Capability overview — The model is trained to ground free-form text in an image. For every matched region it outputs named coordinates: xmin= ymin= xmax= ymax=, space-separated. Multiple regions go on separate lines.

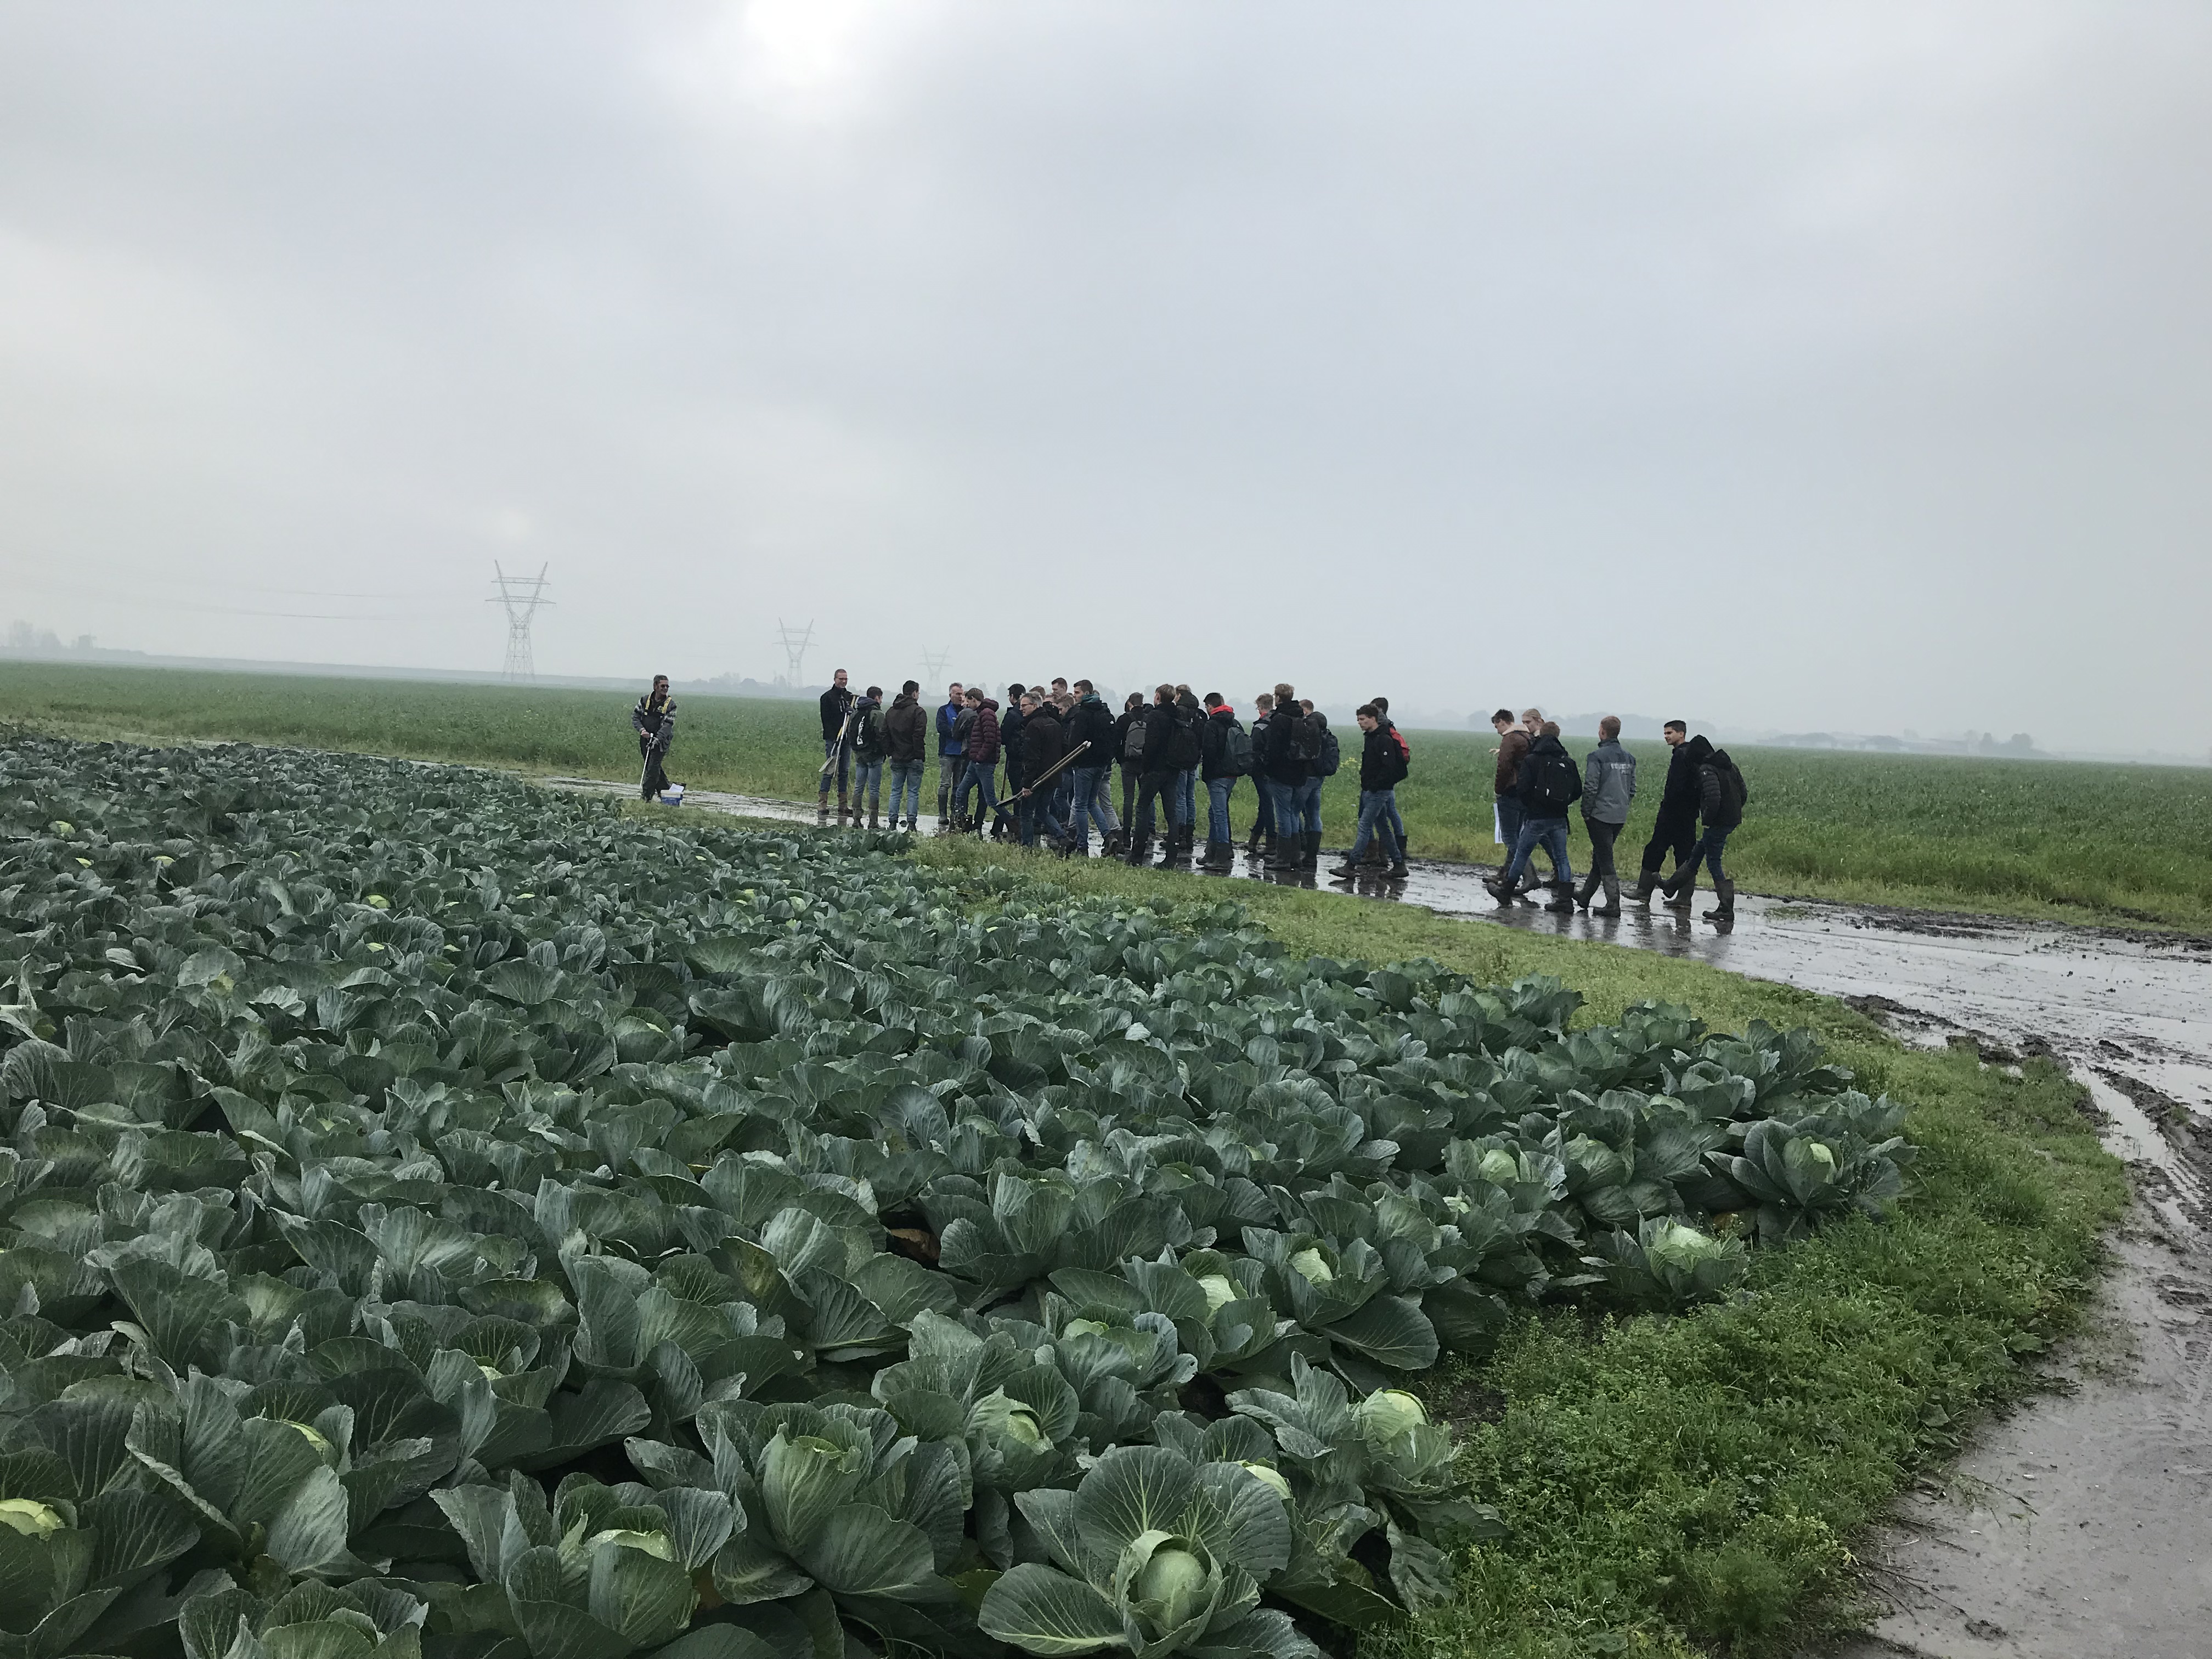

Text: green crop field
xmin=3 ymin=659 xmax=2207 ymax=930
xmin=0 ymin=732 xmax=2125 ymax=1658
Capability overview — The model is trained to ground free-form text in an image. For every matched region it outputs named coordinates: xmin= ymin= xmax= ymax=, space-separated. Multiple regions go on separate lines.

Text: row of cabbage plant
xmin=0 ymin=737 xmax=1910 ymax=1659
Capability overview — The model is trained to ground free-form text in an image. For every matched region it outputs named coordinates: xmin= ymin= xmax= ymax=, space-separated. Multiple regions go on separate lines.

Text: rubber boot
xmin=1155 ymin=829 xmax=1181 ymax=869
xmin=1387 ymin=859 xmax=1410 ymax=879
xmin=1575 ymin=872 xmax=1601 ymax=910
xmin=1265 ymin=834 xmax=1298 ymax=870
xmin=1630 ymin=871 xmax=1657 ymax=907
xmin=1300 ymin=832 xmax=1321 ymax=871
xmin=867 ymin=808 xmax=881 ymax=831
xmin=1483 ymin=874 xmax=1516 ymax=904
xmin=905 ymin=816 xmax=918 ymax=832
xmin=1203 ymin=840 xmax=1233 ymax=871
xmin=1544 ymin=881 xmax=1576 ymax=913
xmin=1244 ymin=826 xmax=1265 ymax=857
xmin=1328 ymin=851 xmax=1363 ymax=880
xmin=816 ymin=793 xmax=831 ymax=824
xmin=1126 ymin=834 xmax=1150 ymax=868
xmin=837 ymin=788 xmax=851 ymax=827
xmin=1593 ymin=876 xmax=1621 ymax=916
xmin=1663 ymin=865 xmax=1696 ymax=910
xmin=1703 ymin=879 xmax=1736 ymax=923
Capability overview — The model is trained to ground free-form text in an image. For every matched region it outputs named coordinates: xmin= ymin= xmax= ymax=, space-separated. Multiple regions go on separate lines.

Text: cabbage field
xmin=0 ymin=736 xmax=1915 ymax=1659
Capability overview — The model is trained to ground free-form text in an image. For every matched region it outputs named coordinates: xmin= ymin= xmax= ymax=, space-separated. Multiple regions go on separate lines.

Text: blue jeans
xmin=887 ymin=760 xmax=925 ymax=825
xmin=1386 ymin=793 xmax=1407 ymax=853
xmin=958 ymin=760 xmax=998 ymax=831
xmin=1205 ymin=777 xmax=1235 ymax=846
xmin=1018 ymin=791 xmax=1068 ymax=848
xmin=1291 ymin=777 xmax=1321 ymax=837
xmin=821 ymin=737 xmax=851 ymax=795
xmin=1495 ymin=793 xmax=1522 ymax=852
xmin=1351 ymin=788 xmax=1402 ymax=862
xmin=1496 ymin=794 xmax=1559 ymax=876
xmin=1502 ymin=817 xmax=1573 ymax=888
xmin=853 ymin=759 xmax=883 ymax=816
xmin=1068 ymin=764 xmax=1116 ymax=851
xmin=1680 ymin=825 xmax=1733 ymax=885
xmin=1177 ymin=768 xmax=1198 ymax=830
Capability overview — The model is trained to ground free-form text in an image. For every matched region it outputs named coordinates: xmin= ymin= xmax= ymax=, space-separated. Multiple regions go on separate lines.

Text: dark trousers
xmin=1132 ymin=772 xmax=1179 ymax=848
xmin=1120 ymin=767 xmax=1139 ymax=834
xmin=639 ymin=737 xmax=669 ymax=799
xmin=1640 ymin=814 xmax=1696 ymax=877
xmin=1584 ymin=815 xmax=1623 ymax=879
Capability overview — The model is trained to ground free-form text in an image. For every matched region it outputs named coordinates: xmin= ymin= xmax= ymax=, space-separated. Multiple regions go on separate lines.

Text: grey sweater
xmin=1582 ymin=738 xmax=1636 ymax=825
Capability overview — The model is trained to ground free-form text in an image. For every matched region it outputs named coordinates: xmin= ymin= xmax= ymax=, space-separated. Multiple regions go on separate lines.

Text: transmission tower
xmin=489 ymin=562 xmax=552 ymax=680
xmin=775 ymin=619 xmax=815 ymax=688
xmin=919 ymin=647 xmax=953 ymax=687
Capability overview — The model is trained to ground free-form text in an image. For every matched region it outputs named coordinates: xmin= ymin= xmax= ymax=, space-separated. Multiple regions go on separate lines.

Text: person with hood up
xmin=1486 ymin=720 xmax=1580 ymax=911
xmin=1064 ymin=679 xmax=1120 ymax=857
xmin=1632 ymin=720 xmax=1700 ymax=906
xmin=632 ymin=675 xmax=677 ymax=801
xmin=956 ymin=687 xmax=1001 ymax=835
xmin=1012 ymin=689 xmax=1071 ymax=849
xmin=817 ymin=669 xmax=856 ymax=823
xmin=882 ymin=681 xmax=929 ymax=831
xmin=1329 ymin=704 xmax=1410 ymax=881
xmin=849 ymin=685 xmax=887 ymax=830
xmin=1197 ymin=692 xmax=1247 ymax=871
xmin=1575 ymin=715 xmax=1637 ymax=914
xmin=1660 ymin=737 xmax=1748 ymax=920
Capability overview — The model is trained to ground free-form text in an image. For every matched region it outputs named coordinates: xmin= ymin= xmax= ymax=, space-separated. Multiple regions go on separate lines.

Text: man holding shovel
xmin=632 ymin=675 xmax=677 ymax=801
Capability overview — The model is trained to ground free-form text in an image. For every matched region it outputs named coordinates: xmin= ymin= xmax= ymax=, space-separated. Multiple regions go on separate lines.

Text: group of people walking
xmin=1481 ymin=710 xmax=1747 ymax=922
xmin=632 ymin=675 xmax=1747 ymax=921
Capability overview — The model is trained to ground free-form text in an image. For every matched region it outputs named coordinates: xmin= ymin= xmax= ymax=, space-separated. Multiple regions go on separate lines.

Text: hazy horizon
xmin=3 ymin=4 xmax=2207 ymax=752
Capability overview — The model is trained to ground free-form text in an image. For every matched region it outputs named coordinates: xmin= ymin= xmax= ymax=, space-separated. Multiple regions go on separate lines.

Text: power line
xmin=775 ymin=620 xmax=814 ymax=689
xmin=488 ymin=563 xmax=552 ymax=680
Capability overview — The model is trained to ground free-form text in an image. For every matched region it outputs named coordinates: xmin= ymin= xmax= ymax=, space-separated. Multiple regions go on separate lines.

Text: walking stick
xmin=819 ymin=706 xmax=857 ymax=779
xmin=987 ymin=741 xmax=1091 ymax=832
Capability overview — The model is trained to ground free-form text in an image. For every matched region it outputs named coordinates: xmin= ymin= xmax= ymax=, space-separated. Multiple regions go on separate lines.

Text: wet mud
xmin=552 ymin=777 xmax=2212 ymax=1655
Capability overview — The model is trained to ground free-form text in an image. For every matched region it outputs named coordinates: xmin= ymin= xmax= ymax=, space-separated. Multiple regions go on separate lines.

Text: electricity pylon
xmin=489 ymin=563 xmax=552 ymax=680
xmin=775 ymin=620 xmax=815 ymax=688
xmin=919 ymin=648 xmax=953 ymax=688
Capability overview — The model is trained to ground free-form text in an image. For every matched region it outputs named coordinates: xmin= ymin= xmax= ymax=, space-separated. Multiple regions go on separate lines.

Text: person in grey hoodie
xmin=1575 ymin=715 xmax=1636 ymax=915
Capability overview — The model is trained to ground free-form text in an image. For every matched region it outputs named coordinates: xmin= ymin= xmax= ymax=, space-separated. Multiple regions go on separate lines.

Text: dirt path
xmin=555 ymin=777 xmax=2212 ymax=1656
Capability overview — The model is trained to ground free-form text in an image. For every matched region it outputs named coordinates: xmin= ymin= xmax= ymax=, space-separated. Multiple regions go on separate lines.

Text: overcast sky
xmin=2 ymin=3 xmax=2207 ymax=750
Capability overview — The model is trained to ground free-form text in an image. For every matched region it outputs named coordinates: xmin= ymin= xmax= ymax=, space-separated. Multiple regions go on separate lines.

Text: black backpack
xmin=1523 ymin=750 xmax=1581 ymax=814
xmin=1122 ymin=718 xmax=1148 ymax=764
xmin=1167 ymin=708 xmax=1204 ymax=771
xmin=1222 ymin=722 xmax=1254 ymax=776
xmin=1309 ymin=723 xmax=1341 ymax=778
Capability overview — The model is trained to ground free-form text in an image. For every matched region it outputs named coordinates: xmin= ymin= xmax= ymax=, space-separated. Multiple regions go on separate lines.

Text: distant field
xmin=4 ymin=660 xmax=2208 ymax=930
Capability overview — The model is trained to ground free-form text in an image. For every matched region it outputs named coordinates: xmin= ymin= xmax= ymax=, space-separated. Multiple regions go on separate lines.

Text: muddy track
xmin=551 ymin=777 xmax=2212 ymax=1658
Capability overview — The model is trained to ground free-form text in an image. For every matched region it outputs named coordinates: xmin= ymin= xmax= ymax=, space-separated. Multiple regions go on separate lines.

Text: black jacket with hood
xmin=1067 ymin=693 xmax=1115 ymax=766
xmin=1200 ymin=704 xmax=1245 ymax=782
xmin=1513 ymin=733 xmax=1584 ymax=820
xmin=1692 ymin=738 xmax=1746 ymax=830
xmin=883 ymin=692 xmax=928 ymax=763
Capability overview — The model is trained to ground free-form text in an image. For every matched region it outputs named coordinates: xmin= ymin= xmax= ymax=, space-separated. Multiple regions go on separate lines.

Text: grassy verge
xmin=3 ymin=661 xmax=2208 ymax=930
xmin=907 ymin=836 xmax=2128 ymax=1657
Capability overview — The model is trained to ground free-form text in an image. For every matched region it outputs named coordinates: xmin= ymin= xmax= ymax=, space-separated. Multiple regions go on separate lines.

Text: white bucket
xmin=658 ymin=785 xmax=685 ymax=805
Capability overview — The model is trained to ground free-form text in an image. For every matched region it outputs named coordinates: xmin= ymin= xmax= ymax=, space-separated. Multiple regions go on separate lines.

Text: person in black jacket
xmin=1243 ymin=693 xmax=1276 ymax=857
xmin=1012 ymin=690 xmax=1070 ymax=849
xmin=632 ymin=676 xmax=677 ymax=801
xmin=1633 ymin=720 xmax=1699 ymax=906
xmin=1111 ymin=692 xmax=1145 ymax=848
xmin=1063 ymin=680 xmax=1120 ymax=856
xmin=1660 ymin=737 xmax=1747 ymax=921
xmin=1125 ymin=685 xmax=1183 ymax=866
xmin=1261 ymin=684 xmax=1317 ymax=871
xmin=997 ymin=684 xmax=1028 ymax=829
xmin=882 ymin=681 xmax=928 ymax=830
xmin=1330 ymin=706 xmax=1409 ymax=881
xmin=817 ymin=669 xmax=855 ymax=823
xmin=1197 ymin=693 xmax=1246 ymax=871
xmin=1486 ymin=721 xmax=1579 ymax=911
xmin=848 ymin=686 xmax=886 ymax=830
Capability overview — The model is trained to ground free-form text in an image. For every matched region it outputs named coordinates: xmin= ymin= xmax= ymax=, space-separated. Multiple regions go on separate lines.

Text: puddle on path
xmin=556 ymin=776 xmax=2212 ymax=1657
